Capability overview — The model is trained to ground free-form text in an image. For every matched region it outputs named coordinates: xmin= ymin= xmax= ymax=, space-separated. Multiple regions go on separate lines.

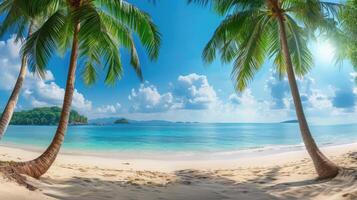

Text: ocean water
xmin=2 ymin=123 xmax=357 ymax=157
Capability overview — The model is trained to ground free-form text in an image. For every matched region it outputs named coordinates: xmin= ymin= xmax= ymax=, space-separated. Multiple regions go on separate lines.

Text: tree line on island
xmin=6 ymin=107 xmax=87 ymax=125
xmin=114 ymin=118 xmax=129 ymax=124
xmin=0 ymin=0 xmax=355 ymax=188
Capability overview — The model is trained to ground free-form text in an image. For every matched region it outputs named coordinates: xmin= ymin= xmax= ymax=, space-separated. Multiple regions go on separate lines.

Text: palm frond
xmin=82 ymin=59 xmax=98 ymax=85
xmin=284 ymin=14 xmax=313 ymax=77
xmin=231 ymin=15 xmax=270 ymax=91
xmin=265 ymin=18 xmax=286 ymax=78
xmin=96 ymin=0 xmax=161 ymax=60
xmin=284 ymin=0 xmax=342 ymax=36
xmin=98 ymin=11 xmax=142 ymax=80
xmin=21 ymin=0 xmax=159 ymax=86
xmin=338 ymin=0 xmax=357 ymax=67
xmin=187 ymin=0 xmax=265 ymax=15
xmin=57 ymin=13 xmax=74 ymax=56
xmin=0 ymin=2 xmax=27 ymax=38
xmin=0 ymin=0 xmax=12 ymax=13
xmin=76 ymin=3 xmax=123 ymax=85
xmin=202 ymin=10 xmax=259 ymax=63
xmin=22 ymin=10 xmax=66 ymax=77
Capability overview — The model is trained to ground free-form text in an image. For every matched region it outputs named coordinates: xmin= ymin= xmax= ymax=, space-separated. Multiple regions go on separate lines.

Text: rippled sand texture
xmin=0 ymin=145 xmax=356 ymax=200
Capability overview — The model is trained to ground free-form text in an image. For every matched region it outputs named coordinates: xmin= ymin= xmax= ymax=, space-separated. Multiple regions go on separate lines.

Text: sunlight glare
xmin=315 ymin=39 xmax=336 ymax=63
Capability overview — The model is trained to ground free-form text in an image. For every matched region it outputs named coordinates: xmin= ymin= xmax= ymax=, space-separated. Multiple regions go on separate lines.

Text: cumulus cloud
xmin=0 ymin=37 xmax=22 ymax=90
xmin=306 ymin=89 xmax=333 ymax=110
xmin=127 ymin=73 xmax=219 ymax=113
xmin=0 ymin=36 xmax=92 ymax=113
xmin=174 ymin=73 xmax=218 ymax=109
xmin=332 ymin=88 xmax=356 ymax=112
xmin=229 ymin=89 xmax=257 ymax=107
xmin=128 ymin=83 xmax=175 ymax=112
xmin=95 ymin=103 xmax=122 ymax=114
xmin=125 ymin=73 xmax=287 ymax=122
xmin=22 ymin=75 xmax=93 ymax=113
xmin=0 ymin=37 xmax=21 ymax=59
xmin=264 ymin=73 xmax=339 ymax=112
xmin=265 ymin=75 xmax=290 ymax=109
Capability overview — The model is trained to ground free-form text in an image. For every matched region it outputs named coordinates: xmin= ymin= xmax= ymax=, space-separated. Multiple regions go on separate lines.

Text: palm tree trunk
xmin=9 ymin=21 xmax=81 ymax=178
xmin=276 ymin=12 xmax=339 ymax=179
xmin=0 ymin=22 xmax=34 ymax=139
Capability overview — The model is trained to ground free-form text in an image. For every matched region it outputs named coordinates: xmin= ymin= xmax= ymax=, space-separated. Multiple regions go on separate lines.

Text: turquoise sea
xmin=2 ymin=123 xmax=357 ymax=158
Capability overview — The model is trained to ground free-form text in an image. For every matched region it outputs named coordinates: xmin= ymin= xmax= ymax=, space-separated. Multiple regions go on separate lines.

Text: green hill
xmin=114 ymin=118 xmax=129 ymax=124
xmin=6 ymin=107 xmax=88 ymax=125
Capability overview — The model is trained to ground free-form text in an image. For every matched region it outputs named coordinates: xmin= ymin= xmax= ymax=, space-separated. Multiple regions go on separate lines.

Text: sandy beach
xmin=0 ymin=143 xmax=356 ymax=200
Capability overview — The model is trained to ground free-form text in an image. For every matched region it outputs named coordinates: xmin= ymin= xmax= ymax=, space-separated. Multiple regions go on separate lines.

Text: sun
xmin=315 ymin=39 xmax=336 ymax=63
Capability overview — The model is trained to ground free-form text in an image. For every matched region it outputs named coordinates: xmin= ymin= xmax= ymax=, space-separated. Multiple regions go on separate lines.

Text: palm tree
xmin=188 ymin=0 xmax=341 ymax=179
xmin=2 ymin=0 xmax=160 ymax=179
xmin=0 ymin=0 xmax=40 ymax=138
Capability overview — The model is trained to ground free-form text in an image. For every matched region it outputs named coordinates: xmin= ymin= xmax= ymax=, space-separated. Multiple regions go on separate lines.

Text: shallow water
xmin=2 ymin=123 xmax=357 ymax=156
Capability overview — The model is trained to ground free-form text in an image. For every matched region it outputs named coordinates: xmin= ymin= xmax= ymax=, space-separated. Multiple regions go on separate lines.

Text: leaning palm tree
xmin=0 ymin=0 xmax=49 ymax=138
xmin=1 ymin=0 xmax=160 ymax=179
xmin=188 ymin=0 xmax=341 ymax=179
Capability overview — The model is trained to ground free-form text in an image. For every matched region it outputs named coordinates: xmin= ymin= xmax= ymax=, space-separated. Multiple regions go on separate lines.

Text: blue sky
xmin=0 ymin=0 xmax=356 ymax=124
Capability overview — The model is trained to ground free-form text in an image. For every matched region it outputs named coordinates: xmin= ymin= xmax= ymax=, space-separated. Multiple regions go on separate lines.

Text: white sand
xmin=0 ymin=143 xmax=356 ymax=200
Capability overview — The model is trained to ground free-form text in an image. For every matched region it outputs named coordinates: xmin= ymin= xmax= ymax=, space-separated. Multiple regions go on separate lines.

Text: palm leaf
xmin=231 ymin=15 xmax=270 ymax=91
xmin=202 ymin=10 xmax=259 ymax=63
xmin=22 ymin=10 xmax=66 ymax=77
xmin=96 ymin=0 xmax=161 ymax=60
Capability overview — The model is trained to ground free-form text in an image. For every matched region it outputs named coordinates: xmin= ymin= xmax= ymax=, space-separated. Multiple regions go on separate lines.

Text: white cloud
xmin=21 ymin=71 xmax=92 ymax=113
xmin=95 ymin=103 xmax=122 ymax=114
xmin=174 ymin=73 xmax=218 ymax=109
xmin=229 ymin=89 xmax=257 ymax=107
xmin=125 ymin=74 xmax=288 ymax=122
xmin=0 ymin=36 xmax=92 ymax=113
xmin=0 ymin=36 xmax=21 ymax=60
xmin=128 ymin=83 xmax=175 ymax=112
xmin=306 ymin=89 xmax=333 ymax=110
xmin=265 ymin=75 xmax=290 ymax=109
xmin=265 ymin=73 xmax=337 ymax=111
xmin=127 ymin=73 xmax=219 ymax=113
xmin=0 ymin=37 xmax=22 ymax=90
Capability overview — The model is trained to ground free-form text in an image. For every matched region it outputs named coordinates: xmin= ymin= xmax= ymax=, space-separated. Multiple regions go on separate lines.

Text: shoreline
xmin=1 ymin=142 xmax=356 ymax=172
xmin=0 ymin=142 xmax=356 ymax=199
xmin=1 ymin=140 xmax=357 ymax=162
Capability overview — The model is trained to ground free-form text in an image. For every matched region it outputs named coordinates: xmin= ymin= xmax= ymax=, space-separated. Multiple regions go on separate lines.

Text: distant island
xmin=7 ymin=107 xmax=88 ymax=125
xmin=281 ymin=120 xmax=298 ymax=123
xmin=114 ymin=118 xmax=129 ymax=124
xmin=89 ymin=117 xmax=198 ymax=125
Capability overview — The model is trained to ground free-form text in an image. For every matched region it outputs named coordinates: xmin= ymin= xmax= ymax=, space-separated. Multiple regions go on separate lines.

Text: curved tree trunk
xmin=0 ymin=22 xmax=34 ymax=139
xmin=276 ymin=11 xmax=339 ymax=179
xmin=9 ymin=21 xmax=81 ymax=178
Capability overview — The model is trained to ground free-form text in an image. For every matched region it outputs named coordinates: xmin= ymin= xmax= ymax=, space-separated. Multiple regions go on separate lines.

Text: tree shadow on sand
xmin=16 ymin=152 xmax=357 ymax=200
xmin=266 ymin=152 xmax=357 ymax=200
xmin=268 ymin=168 xmax=357 ymax=199
xmin=39 ymin=168 xmax=283 ymax=200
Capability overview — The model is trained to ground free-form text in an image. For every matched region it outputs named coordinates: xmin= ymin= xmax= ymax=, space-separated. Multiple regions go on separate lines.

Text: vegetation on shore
xmin=7 ymin=107 xmax=87 ymax=125
xmin=114 ymin=118 xmax=130 ymax=124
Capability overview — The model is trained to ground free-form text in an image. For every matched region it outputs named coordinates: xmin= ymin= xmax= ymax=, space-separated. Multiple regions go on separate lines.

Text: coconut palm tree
xmin=0 ymin=0 xmax=47 ymax=138
xmin=3 ymin=0 xmax=160 ymax=178
xmin=188 ymin=0 xmax=341 ymax=179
